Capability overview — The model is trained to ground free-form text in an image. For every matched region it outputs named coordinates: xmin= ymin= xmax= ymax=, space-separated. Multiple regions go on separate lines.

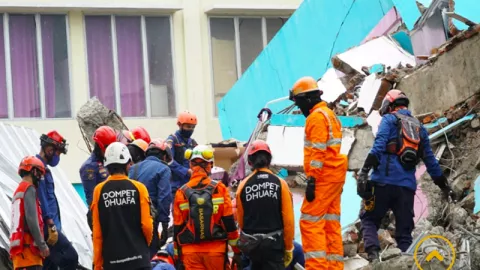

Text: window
xmin=0 ymin=14 xmax=71 ymax=119
xmin=85 ymin=15 xmax=175 ymax=117
xmin=209 ymin=16 xmax=288 ymax=115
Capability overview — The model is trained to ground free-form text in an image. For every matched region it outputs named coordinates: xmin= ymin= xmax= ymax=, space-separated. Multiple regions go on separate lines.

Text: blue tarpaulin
xmin=218 ymin=0 xmax=395 ymax=141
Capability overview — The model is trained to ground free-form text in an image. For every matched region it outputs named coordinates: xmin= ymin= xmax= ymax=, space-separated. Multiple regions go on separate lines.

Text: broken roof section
xmin=0 ymin=123 xmax=92 ymax=268
xmin=218 ymin=0 xmax=395 ymax=141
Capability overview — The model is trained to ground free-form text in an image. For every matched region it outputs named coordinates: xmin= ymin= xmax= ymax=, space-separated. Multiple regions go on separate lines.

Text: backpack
xmin=387 ymin=112 xmax=423 ymax=170
xmin=176 ymin=180 xmax=227 ymax=245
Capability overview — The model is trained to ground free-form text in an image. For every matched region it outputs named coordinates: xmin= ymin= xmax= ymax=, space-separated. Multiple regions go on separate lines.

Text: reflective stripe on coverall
xmin=300 ymin=101 xmax=347 ymax=270
xmin=173 ymin=169 xmax=239 ymax=270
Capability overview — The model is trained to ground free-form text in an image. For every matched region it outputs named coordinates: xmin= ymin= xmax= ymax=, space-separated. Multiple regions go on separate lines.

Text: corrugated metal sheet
xmin=0 ymin=123 xmax=92 ymax=268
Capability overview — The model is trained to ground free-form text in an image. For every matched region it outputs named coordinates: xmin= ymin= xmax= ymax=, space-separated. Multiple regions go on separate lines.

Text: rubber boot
xmin=366 ymin=246 xmax=380 ymax=262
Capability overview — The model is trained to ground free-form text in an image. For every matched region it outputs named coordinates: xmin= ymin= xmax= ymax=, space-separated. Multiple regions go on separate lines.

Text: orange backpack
xmin=387 ymin=112 xmax=423 ymax=170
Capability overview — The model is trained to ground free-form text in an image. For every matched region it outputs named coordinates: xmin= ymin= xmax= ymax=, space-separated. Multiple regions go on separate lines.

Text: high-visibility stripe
xmin=310 ymin=160 xmax=323 ymax=168
xmin=312 ymin=108 xmax=343 ymax=147
xmin=212 ymin=198 xmax=224 ymax=204
xmin=300 ymin=213 xmax=340 ymax=222
xmin=228 ymin=238 xmax=238 ymax=246
xmin=327 ymin=254 xmax=344 ymax=262
xmin=10 ymin=239 xmax=20 ymax=249
xmin=179 ymin=203 xmax=189 ymax=210
xmin=174 ymin=249 xmax=178 ymax=256
xmin=304 ymin=140 xmax=327 ymax=150
xmin=305 ymin=250 xmax=327 ymax=259
xmin=12 ymin=192 xmax=25 ymax=201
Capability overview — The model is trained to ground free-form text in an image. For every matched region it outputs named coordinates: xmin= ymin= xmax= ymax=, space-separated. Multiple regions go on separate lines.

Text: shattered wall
xmin=398 ymin=33 xmax=480 ymax=115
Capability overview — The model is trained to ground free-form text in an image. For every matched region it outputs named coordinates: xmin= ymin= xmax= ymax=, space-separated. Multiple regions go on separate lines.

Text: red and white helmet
xmin=379 ymin=89 xmax=409 ymax=116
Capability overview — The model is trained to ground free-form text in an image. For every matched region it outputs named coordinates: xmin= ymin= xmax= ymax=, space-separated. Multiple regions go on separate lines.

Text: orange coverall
xmin=235 ymin=168 xmax=295 ymax=253
xmin=173 ymin=169 xmax=240 ymax=270
xmin=301 ymin=101 xmax=347 ymax=270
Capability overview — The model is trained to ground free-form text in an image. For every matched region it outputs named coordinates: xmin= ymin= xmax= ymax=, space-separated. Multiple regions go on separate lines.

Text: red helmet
xmin=131 ymin=127 xmax=151 ymax=144
xmin=147 ymin=139 xmax=169 ymax=152
xmin=248 ymin=140 xmax=272 ymax=156
xmin=177 ymin=111 xmax=197 ymax=125
xmin=40 ymin=130 xmax=68 ymax=154
xmin=379 ymin=89 xmax=409 ymax=116
xmin=18 ymin=156 xmax=45 ymax=176
xmin=93 ymin=126 xmax=117 ymax=154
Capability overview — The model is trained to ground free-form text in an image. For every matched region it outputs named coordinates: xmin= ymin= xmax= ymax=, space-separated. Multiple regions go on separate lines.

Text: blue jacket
xmin=129 ymin=156 xmax=172 ymax=223
xmin=370 ymin=109 xmax=442 ymax=190
xmin=79 ymin=153 xmax=109 ymax=206
xmin=166 ymin=131 xmax=197 ymax=193
xmin=36 ymin=154 xmax=62 ymax=231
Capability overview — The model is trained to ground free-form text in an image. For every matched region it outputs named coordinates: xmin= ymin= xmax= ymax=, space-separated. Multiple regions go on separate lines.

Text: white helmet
xmin=184 ymin=145 xmax=214 ymax=162
xmin=104 ymin=142 xmax=131 ymax=166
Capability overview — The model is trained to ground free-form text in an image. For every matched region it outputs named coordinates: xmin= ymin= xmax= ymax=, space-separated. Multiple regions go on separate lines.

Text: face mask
xmin=180 ymin=129 xmax=194 ymax=138
xmin=48 ymin=154 xmax=60 ymax=167
xmin=295 ymin=98 xmax=315 ymax=118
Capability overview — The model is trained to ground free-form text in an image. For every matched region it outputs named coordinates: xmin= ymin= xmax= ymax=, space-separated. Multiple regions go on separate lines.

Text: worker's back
xmin=93 ymin=175 xmax=151 ymax=270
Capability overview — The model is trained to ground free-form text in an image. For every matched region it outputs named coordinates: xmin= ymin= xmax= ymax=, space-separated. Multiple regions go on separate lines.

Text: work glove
xmin=432 ymin=175 xmax=457 ymax=202
xmin=158 ymin=222 xmax=169 ymax=248
xmin=46 ymin=224 xmax=58 ymax=246
xmin=284 ymin=250 xmax=293 ymax=267
xmin=231 ymin=253 xmax=243 ymax=269
xmin=362 ymin=153 xmax=380 ymax=172
xmin=357 ymin=170 xmax=373 ymax=199
xmin=305 ymin=176 xmax=316 ymax=202
xmin=39 ymin=246 xmax=50 ymax=258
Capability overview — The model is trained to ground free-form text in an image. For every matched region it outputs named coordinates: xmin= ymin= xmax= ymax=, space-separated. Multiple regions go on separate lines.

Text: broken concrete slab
xmin=344 ymin=255 xmax=369 ymax=270
xmin=348 ymin=128 xmax=375 ymax=171
xmin=380 ymin=248 xmax=402 ymax=260
xmin=448 ymin=205 xmax=468 ymax=226
xmin=398 ymin=33 xmax=480 ymax=116
xmin=367 ymin=255 xmax=415 ymax=270
xmin=471 ymin=117 xmax=480 ymax=129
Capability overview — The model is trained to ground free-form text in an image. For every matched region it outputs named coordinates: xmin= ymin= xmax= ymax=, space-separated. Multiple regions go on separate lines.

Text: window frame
xmin=208 ymin=15 xmax=289 ymax=117
xmin=83 ymin=14 xmax=177 ymax=119
xmin=2 ymin=12 xmax=73 ymax=120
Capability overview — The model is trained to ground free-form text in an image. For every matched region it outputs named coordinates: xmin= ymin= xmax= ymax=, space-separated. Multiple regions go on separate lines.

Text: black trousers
xmin=360 ymin=183 xmax=415 ymax=252
xmin=248 ymin=235 xmax=285 ymax=270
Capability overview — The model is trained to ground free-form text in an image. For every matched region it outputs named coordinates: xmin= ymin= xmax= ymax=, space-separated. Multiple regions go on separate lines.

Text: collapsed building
xmin=225 ymin=2 xmax=480 ymax=269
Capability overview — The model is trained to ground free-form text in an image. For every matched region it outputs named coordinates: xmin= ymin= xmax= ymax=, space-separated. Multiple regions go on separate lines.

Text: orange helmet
xmin=379 ymin=89 xmax=409 ymax=116
xmin=289 ymin=76 xmax=323 ymax=100
xmin=248 ymin=140 xmax=272 ymax=156
xmin=18 ymin=156 xmax=46 ymax=176
xmin=40 ymin=130 xmax=68 ymax=154
xmin=93 ymin=126 xmax=118 ymax=153
xmin=129 ymin=139 xmax=148 ymax=152
xmin=147 ymin=139 xmax=169 ymax=152
xmin=131 ymin=127 xmax=151 ymax=144
xmin=177 ymin=111 xmax=197 ymax=125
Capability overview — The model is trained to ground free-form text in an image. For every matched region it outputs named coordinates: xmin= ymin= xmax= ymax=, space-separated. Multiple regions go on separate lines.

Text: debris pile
xmin=340 ymin=93 xmax=480 ymax=269
xmin=76 ymin=97 xmax=129 ymax=152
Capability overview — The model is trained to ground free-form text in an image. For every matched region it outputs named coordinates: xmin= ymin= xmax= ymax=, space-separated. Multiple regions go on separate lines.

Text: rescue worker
xmin=37 ymin=131 xmax=79 ymax=270
xmin=80 ymin=126 xmax=117 ymax=229
xmin=166 ymin=111 xmax=198 ymax=197
xmin=132 ymin=126 xmax=152 ymax=144
xmin=10 ymin=156 xmax=50 ymax=270
xmin=129 ymin=139 xmax=173 ymax=258
xmin=289 ymin=76 xmax=347 ymax=270
xmin=357 ymin=89 xmax=454 ymax=261
xmin=90 ymin=142 xmax=153 ymax=270
xmin=235 ymin=140 xmax=295 ymax=269
xmin=128 ymin=139 xmax=149 ymax=164
xmin=151 ymin=250 xmax=175 ymax=270
xmin=118 ymin=127 xmax=151 ymax=145
xmin=173 ymin=145 xmax=241 ymax=270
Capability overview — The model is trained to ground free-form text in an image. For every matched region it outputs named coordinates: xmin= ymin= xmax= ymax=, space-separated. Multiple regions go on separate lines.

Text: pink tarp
xmin=362 ymin=7 xmax=402 ymax=44
xmin=414 ymin=165 xmax=429 ymax=223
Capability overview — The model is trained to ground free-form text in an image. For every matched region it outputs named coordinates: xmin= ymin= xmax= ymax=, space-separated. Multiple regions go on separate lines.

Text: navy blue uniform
xmin=79 ymin=153 xmax=109 ymax=206
xmin=36 ymin=155 xmax=78 ymax=270
xmin=360 ymin=109 xmax=443 ymax=252
xmin=165 ymin=131 xmax=197 ymax=195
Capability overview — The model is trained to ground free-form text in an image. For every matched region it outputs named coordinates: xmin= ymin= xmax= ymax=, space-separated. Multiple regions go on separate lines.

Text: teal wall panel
xmin=218 ymin=0 xmax=395 ymax=141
